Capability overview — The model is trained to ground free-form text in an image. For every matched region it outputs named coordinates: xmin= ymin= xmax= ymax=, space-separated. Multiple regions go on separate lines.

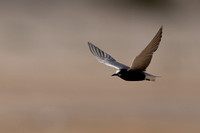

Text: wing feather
xmin=88 ymin=42 xmax=129 ymax=70
xmin=129 ymin=26 xmax=163 ymax=71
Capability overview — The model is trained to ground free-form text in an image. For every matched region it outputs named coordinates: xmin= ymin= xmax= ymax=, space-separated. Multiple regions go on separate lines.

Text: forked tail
xmin=144 ymin=72 xmax=160 ymax=81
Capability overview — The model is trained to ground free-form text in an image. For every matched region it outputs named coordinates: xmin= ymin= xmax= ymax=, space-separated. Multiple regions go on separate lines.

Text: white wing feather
xmin=88 ymin=42 xmax=129 ymax=70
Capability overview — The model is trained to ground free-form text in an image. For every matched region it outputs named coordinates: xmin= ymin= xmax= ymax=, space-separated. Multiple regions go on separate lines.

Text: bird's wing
xmin=129 ymin=26 xmax=163 ymax=71
xmin=88 ymin=42 xmax=129 ymax=70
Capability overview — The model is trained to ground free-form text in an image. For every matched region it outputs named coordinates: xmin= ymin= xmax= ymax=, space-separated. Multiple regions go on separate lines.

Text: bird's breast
xmin=120 ymin=70 xmax=145 ymax=81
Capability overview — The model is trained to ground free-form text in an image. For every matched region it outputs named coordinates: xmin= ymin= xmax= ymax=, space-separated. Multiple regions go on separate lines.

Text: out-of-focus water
xmin=0 ymin=0 xmax=200 ymax=133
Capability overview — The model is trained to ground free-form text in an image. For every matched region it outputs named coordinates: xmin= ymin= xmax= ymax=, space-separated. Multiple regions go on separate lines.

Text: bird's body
xmin=113 ymin=69 xmax=146 ymax=81
xmin=88 ymin=26 xmax=163 ymax=82
xmin=112 ymin=69 xmax=157 ymax=81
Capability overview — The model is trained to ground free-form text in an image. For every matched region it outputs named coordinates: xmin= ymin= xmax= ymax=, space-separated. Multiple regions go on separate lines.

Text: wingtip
xmin=88 ymin=42 xmax=93 ymax=47
xmin=160 ymin=25 xmax=163 ymax=30
xmin=158 ymin=26 xmax=163 ymax=37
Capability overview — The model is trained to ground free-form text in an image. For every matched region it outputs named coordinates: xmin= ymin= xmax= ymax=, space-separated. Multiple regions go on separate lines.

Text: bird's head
xmin=111 ymin=69 xmax=125 ymax=77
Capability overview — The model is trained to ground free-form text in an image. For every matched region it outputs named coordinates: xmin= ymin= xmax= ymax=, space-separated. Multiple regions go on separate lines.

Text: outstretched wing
xmin=88 ymin=42 xmax=129 ymax=70
xmin=129 ymin=26 xmax=163 ymax=71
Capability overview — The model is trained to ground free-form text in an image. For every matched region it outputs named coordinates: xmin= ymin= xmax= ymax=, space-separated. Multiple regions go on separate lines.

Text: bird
xmin=88 ymin=26 xmax=163 ymax=81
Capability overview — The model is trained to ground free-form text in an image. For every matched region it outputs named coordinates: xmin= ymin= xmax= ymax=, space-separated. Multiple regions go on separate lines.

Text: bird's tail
xmin=144 ymin=72 xmax=161 ymax=81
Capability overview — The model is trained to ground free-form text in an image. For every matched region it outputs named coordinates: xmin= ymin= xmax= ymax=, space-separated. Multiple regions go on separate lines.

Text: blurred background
xmin=0 ymin=0 xmax=200 ymax=133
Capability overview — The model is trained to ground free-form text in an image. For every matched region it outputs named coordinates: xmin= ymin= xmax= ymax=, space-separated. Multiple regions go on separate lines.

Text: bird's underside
xmin=113 ymin=69 xmax=146 ymax=81
xmin=88 ymin=26 xmax=163 ymax=81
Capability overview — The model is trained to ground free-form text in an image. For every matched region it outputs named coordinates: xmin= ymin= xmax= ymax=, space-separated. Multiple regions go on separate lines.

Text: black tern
xmin=88 ymin=26 xmax=163 ymax=81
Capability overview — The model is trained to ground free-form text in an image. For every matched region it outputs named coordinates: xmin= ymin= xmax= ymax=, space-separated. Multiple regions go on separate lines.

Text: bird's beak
xmin=111 ymin=73 xmax=118 ymax=76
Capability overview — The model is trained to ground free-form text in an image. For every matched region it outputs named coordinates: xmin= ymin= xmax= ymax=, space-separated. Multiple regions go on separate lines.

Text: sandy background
xmin=0 ymin=0 xmax=200 ymax=132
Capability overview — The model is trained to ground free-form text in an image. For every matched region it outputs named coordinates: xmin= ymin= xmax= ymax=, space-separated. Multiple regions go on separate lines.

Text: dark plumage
xmin=88 ymin=26 xmax=163 ymax=81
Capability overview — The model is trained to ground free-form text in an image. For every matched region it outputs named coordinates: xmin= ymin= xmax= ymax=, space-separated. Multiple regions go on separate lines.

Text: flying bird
xmin=88 ymin=26 xmax=163 ymax=81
